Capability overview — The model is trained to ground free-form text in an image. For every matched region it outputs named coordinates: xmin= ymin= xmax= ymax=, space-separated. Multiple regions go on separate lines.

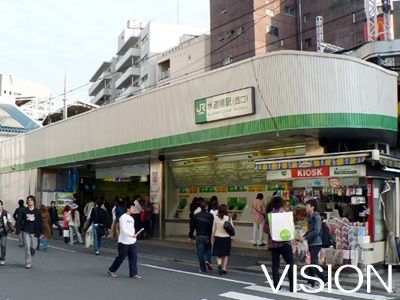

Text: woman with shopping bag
xmin=264 ymin=196 xmax=296 ymax=293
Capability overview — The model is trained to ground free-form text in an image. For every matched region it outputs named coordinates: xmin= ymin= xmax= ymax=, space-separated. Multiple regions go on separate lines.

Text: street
xmin=0 ymin=238 xmax=399 ymax=300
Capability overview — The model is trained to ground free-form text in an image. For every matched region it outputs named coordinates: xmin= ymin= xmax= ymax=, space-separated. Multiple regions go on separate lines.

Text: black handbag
xmin=223 ymin=218 xmax=235 ymax=237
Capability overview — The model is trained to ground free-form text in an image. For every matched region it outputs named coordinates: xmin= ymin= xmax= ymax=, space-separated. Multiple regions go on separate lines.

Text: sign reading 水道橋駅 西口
xmin=194 ymin=87 xmax=255 ymax=124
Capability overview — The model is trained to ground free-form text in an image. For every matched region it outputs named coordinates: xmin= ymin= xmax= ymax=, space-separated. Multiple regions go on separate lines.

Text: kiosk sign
xmin=292 ymin=167 xmax=330 ymax=178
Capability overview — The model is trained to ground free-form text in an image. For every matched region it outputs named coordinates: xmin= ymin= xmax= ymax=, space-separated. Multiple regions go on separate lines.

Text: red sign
xmin=291 ymin=167 xmax=330 ymax=178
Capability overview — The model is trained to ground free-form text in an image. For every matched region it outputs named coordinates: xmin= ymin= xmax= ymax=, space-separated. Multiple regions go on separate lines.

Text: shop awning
xmin=379 ymin=154 xmax=400 ymax=169
xmin=255 ymin=151 xmax=369 ymax=171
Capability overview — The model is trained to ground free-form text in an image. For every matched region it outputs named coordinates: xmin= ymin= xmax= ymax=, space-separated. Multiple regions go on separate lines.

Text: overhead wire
xmin=48 ymin=4 xmax=399 ymax=105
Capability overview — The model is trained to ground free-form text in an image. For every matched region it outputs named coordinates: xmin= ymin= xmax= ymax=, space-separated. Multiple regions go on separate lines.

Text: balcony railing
xmin=88 ymin=73 xmax=112 ymax=96
xmin=115 ymin=48 xmax=141 ymax=72
xmin=91 ymin=88 xmax=112 ymax=105
xmin=115 ymin=66 xmax=141 ymax=89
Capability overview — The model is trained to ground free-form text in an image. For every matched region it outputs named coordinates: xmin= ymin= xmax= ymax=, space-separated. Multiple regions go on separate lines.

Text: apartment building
xmin=209 ymin=0 xmax=397 ymax=69
xmin=156 ymin=34 xmax=210 ymax=85
xmin=89 ymin=20 xmax=205 ymax=105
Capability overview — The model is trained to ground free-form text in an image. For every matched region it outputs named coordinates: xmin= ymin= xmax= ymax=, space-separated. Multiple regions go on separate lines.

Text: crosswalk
xmin=219 ymin=281 xmax=398 ymax=300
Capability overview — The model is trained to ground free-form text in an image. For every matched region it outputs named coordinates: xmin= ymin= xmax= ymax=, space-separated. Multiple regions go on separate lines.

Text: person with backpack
xmin=300 ymin=199 xmax=328 ymax=288
xmin=264 ymin=196 xmax=296 ymax=292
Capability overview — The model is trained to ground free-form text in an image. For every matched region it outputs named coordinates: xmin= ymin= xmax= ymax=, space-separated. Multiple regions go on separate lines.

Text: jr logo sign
xmin=194 ymin=99 xmax=207 ymax=124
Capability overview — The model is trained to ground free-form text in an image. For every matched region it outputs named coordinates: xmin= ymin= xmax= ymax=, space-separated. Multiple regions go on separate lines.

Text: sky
xmin=0 ymin=0 xmax=210 ymax=104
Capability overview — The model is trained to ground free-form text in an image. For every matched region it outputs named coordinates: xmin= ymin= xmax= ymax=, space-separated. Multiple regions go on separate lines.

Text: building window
xmin=237 ymin=26 xmax=245 ymax=35
xmin=222 ymin=56 xmax=232 ymax=66
xmin=284 ymin=5 xmax=296 ymax=17
xmin=267 ymin=26 xmax=279 ymax=37
xmin=220 ymin=9 xmax=227 ymax=15
xmin=304 ymin=13 xmax=311 ymax=23
xmin=218 ymin=34 xmax=225 ymax=42
xmin=305 ymin=38 xmax=312 ymax=48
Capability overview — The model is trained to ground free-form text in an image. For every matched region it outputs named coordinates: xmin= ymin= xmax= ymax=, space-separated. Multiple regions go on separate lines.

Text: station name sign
xmin=194 ymin=87 xmax=255 ymax=124
xmin=267 ymin=165 xmax=366 ymax=180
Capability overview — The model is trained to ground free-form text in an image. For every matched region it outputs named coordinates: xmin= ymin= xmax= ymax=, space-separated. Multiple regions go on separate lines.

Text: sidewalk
xmin=50 ymin=235 xmax=400 ymax=293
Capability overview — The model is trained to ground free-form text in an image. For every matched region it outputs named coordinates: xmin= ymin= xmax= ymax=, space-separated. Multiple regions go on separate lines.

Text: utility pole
xmin=177 ymin=0 xmax=180 ymax=24
xmin=63 ymin=70 xmax=67 ymax=120
xmin=316 ymin=16 xmax=344 ymax=53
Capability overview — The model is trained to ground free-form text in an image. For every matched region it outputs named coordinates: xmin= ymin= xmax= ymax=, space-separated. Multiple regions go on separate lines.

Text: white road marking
xmin=8 ymin=236 xmax=76 ymax=253
xmin=245 ymin=285 xmax=342 ymax=300
xmin=272 ymin=281 xmax=395 ymax=300
xmin=219 ymin=291 xmax=275 ymax=300
xmin=140 ymin=263 xmax=256 ymax=285
xmin=47 ymin=245 xmax=76 ymax=253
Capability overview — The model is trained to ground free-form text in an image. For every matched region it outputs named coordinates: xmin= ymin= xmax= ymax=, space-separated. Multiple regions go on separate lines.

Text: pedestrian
xmin=142 ymin=195 xmax=154 ymax=239
xmin=301 ymin=199 xmax=328 ymax=288
xmin=39 ymin=204 xmax=51 ymax=251
xmin=62 ymin=205 xmax=71 ymax=244
xmin=251 ymin=193 xmax=266 ymax=246
xmin=209 ymin=196 xmax=219 ymax=218
xmin=189 ymin=197 xmax=199 ymax=234
xmin=189 ymin=199 xmax=214 ymax=273
xmin=107 ymin=197 xmax=118 ymax=238
xmin=0 ymin=200 xmax=14 ymax=265
xmin=15 ymin=195 xmax=43 ymax=269
xmin=88 ymin=199 xmax=108 ymax=255
xmin=107 ymin=202 xmax=142 ymax=278
xmin=13 ymin=199 xmax=25 ymax=247
xmin=264 ymin=196 xmax=296 ymax=292
xmin=211 ymin=204 xmax=233 ymax=275
xmin=339 ymin=201 xmax=355 ymax=222
xmin=48 ymin=201 xmax=62 ymax=237
xmin=67 ymin=204 xmax=83 ymax=245
xmin=83 ymin=197 xmax=96 ymax=222
xmin=112 ymin=196 xmax=126 ymax=238
xmin=132 ymin=195 xmax=142 ymax=234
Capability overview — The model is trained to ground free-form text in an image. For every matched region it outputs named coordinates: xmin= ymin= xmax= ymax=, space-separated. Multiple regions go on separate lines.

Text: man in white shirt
xmin=107 ymin=202 xmax=142 ymax=278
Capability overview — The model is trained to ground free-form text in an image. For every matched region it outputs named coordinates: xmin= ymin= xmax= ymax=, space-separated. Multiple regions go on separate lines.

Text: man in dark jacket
xmin=13 ymin=199 xmax=25 ymax=247
xmin=189 ymin=199 xmax=214 ymax=273
xmin=48 ymin=201 xmax=62 ymax=237
xmin=15 ymin=195 xmax=43 ymax=269
xmin=88 ymin=199 xmax=108 ymax=255
xmin=302 ymin=199 xmax=328 ymax=288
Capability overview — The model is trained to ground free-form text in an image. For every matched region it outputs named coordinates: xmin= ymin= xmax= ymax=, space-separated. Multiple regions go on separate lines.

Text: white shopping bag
xmin=268 ymin=211 xmax=295 ymax=242
xmin=85 ymin=224 xmax=93 ymax=248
